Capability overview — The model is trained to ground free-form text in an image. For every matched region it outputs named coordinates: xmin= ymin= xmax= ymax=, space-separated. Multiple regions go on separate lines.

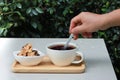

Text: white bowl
xmin=13 ymin=50 xmax=45 ymax=66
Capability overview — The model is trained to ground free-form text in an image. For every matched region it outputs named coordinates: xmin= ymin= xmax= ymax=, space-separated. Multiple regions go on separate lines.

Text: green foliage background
xmin=0 ymin=0 xmax=120 ymax=79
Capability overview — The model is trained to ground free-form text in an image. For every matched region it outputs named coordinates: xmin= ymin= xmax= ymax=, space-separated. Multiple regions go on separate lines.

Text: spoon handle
xmin=64 ymin=34 xmax=74 ymax=49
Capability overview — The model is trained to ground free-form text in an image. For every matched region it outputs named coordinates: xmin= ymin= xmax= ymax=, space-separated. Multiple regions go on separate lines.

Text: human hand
xmin=69 ymin=12 xmax=106 ymax=39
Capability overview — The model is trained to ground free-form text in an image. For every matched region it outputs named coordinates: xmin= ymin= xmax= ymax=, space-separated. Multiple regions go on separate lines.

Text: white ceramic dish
xmin=13 ymin=50 xmax=45 ymax=66
xmin=46 ymin=42 xmax=84 ymax=66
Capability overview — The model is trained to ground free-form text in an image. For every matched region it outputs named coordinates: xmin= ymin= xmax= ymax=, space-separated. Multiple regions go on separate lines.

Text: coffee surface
xmin=49 ymin=44 xmax=76 ymax=50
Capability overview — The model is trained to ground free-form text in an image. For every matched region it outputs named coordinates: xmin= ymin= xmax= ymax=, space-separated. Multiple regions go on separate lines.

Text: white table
xmin=0 ymin=38 xmax=117 ymax=80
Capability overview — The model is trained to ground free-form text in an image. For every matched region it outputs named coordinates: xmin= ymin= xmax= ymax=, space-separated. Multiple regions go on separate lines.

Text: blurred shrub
xmin=0 ymin=0 xmax=120 ymax=79
xmin=0 ymin=0 xmax=81 ymax=37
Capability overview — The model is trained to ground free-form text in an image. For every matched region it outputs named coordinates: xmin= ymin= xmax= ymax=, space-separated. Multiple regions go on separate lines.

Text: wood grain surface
xmin=12 ymin=56 xmax=86 ymax=73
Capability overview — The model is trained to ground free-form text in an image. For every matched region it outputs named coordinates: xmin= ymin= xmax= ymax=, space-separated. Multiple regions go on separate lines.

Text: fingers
xmin=72 ymin=32 xmax=92 ymax=40
xmin=69 ymin=15 xmax=81 ymax=33
xmin=73 ymin=34 xmax=79 ymax=40
xmin=69 ymin=19 xmax=75 ymax=33
xmin=71 ymin=25 xmax=85 ymax=34
xmin=81 ymin=32 xmax=92 ymax=38
xmin=69 ymin=12 xmax=93 ymax=39
xmin=70 ymin=24 xmax=92 ymax=39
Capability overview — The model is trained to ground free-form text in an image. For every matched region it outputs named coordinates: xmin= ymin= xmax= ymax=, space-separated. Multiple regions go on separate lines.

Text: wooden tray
xmin=12 ymin=56 xmax=86 ymax=73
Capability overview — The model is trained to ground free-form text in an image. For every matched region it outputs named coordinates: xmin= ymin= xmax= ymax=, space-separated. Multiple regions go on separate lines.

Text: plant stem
xmin=3 ymin=11 xmax=13 ymax=15
xmin=5 ymin=0 xmax=7 ymax=4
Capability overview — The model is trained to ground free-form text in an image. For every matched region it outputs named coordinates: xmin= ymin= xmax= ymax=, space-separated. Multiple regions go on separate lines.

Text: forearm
xmin=101 ymin=9 xmax=120 ymax=30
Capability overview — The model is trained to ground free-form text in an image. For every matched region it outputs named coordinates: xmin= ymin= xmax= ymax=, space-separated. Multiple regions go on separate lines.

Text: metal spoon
xmin=63 ymin=34 xmax=74 ymax=49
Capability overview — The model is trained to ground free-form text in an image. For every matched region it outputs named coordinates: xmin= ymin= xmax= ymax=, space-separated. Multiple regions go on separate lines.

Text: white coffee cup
xmin=46 ymin=42 xmax=83 ymax=66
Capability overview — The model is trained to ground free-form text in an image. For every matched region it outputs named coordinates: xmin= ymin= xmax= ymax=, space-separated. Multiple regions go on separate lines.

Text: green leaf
xmin=50 ymin=9 xmax=53 ymax=14
xmin=14 ymin=11 xmax=22 ymax=16
xmin=47 ymin=8 xmax=55 ymax=14
xmin=20 ymin=16 xmax=25 ymax=20
xmin=45 ymin=0 xmax=49 ymax=3
xmin=0 ymin=2 xmax=4 ymax=6
xmin=32 ymin=9 xmax=38 ymax=15
xmin=31 ymin=22 xmax=37 ymax=29
xmin=63 ymin=9 xmax=68 ymax=16
xmin=26 ymin=8 xmax=32 ymax=14
xmin=0 ymin=28 xmax=4 ymax=35
xmin=38 ymin=0 xmax=42 ymax=3
xmin=3 ymin=7 xmax=9 ymax=11
xmin=113 ymin=35 xmax=118 ymax=41
xmin=101 ymin=8 xmax=107 ymax=12
xmin=35 ymin=7 xmax=44 ymax=13
xmin=6 ymin=23 xmax=13 ymax=28
xmin=98 ymin=32 xmax=106 ymax=38
xmin=106 ymin=1 xmax=109 ymax=7
xmin=16 ymin=3 xmax=22 ymax=9
xmin=8 ymin=14 xmax=14 ymax=21
xmin=14 ymin=11 xmax=25 ymax=20
xmin=3 ymin=29 xmax=7 ymax=36
xmin=69 ymin=10 xmax=73 ymax=13
xmin=0 ymin=16 xmax=2 ymax=21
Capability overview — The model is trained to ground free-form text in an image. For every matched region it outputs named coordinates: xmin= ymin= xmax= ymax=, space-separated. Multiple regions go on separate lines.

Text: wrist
xmin=99 ymin=13 xmax=114 ymax=30
xmin=100 ymin=9 xmax=120 ymax=30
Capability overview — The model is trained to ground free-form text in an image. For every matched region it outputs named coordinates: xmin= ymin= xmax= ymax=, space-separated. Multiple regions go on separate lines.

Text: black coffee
xmin=49 ymin=44 xmax=76 ymax=50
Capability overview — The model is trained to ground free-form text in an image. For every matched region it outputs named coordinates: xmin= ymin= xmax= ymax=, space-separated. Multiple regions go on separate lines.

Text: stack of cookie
xmin=18 ymin=43 xmax=39 ymax=56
